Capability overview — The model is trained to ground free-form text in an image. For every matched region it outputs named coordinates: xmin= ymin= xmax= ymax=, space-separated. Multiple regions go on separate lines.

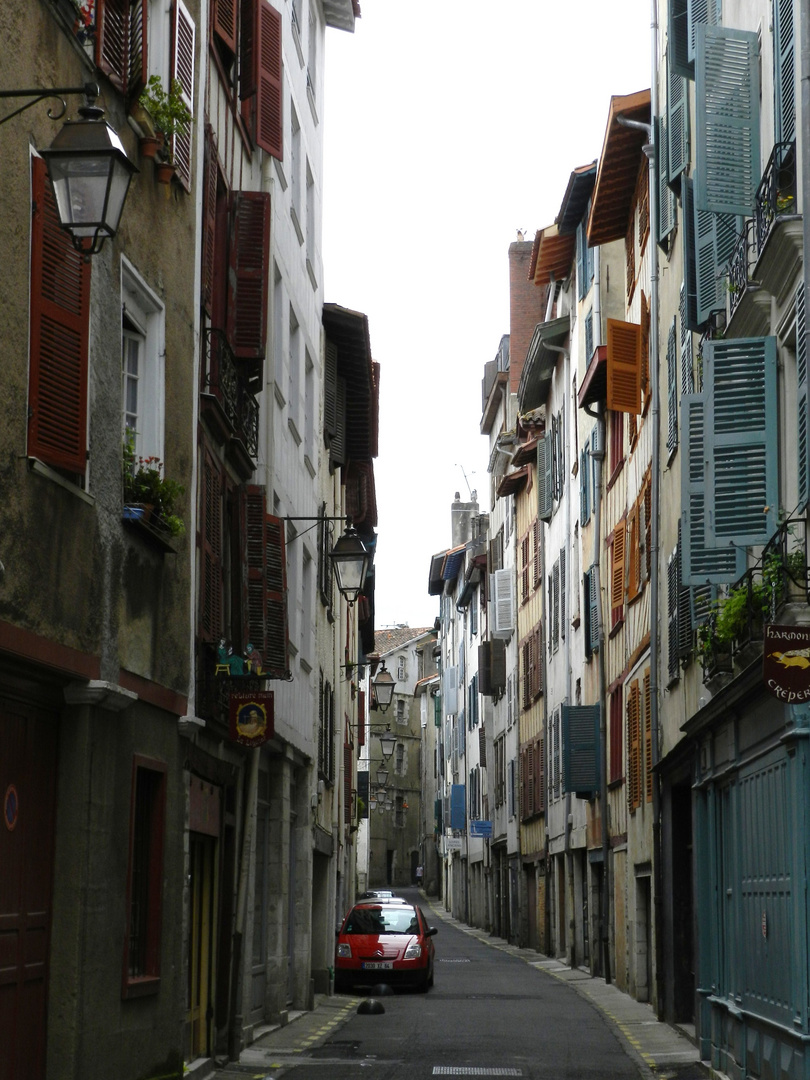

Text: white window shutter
xmin=491 ymin=568 xmax=514 ymax=639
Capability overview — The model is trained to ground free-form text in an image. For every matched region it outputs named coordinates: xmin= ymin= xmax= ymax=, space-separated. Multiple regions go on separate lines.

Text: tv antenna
xmin=455 ymin=463 xmax=475 ymax=500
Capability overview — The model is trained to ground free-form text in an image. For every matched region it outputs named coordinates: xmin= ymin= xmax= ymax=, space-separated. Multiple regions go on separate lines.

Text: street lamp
xmin=377 ymin=728 xmax=396 ymax=759
xmin=376 ymin=767 xmax=389 ymax=786
xmin=327 ymin=522 xmax=372 ymax=605
xmin=0 ymin=82 xmax=136 ymax=256
xmin=372 ymin=662 xmax=396 ymax=713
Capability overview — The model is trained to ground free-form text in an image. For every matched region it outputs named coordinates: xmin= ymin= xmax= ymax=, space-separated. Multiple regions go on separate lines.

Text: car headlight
xmin=403 ymin=942 xmax=423 ymax=960
xmin=336 ymin=943 xmax=352 ymax=958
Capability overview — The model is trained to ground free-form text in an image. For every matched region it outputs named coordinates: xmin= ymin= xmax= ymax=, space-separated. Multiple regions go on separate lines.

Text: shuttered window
xmin=171 ymin=0 xmax=196 ymax=190
xmin=610 ymin=520 xmax=626 ymax=629
xmin=627 ymin=680 xmax=641 ymax=812
xmin=798 ymin=282 xmax=810 ymax=509
xmin=227 ymin=191 xmax=271 ymax=369
xmin=606 ymin=319 xmax=642 ymax=415
xmin=241 ymin=0 xmax=283 ymax=159
xmin=584 ymin=566 xmax=600 ymax=658
xmin=562 ymin=704 xmax=600 ymax=797
xmin=537 ymin=432 xmax=553 ymax=521
xmin=643 ymin=670 xmax=653 ymax=803
xmin=658 ymin=113 xmax=676 ymax=246
xmin=201 ymin=452 xmax=224 ymax=640
xmin=28 ymin=157 xmax=91 ymax=475
xmin=96 ymin=0 xmax=148 ymax=99
xmin=667 ymin=548 xmax=681 ymax=683
xmin=666 ymin=318 xmax=678 ymax=453
xmin=695 ymin=24 xmax=760 ymax=217
xmin=774 ymin=0 xmax=796 ymax=145
xmin=667 ymin=50 xmax=689 ymax=185
xmin=609 ymin=688 xmax=623 ymax=784
xmin=212 ymin=0 xmax=237 ymax=52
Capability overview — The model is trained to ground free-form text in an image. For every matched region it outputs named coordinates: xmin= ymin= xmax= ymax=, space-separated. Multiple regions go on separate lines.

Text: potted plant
xmin=123 ymin=433 xmax=185 ymax=537
xmin=138 ymin=75 xmax=192 ymax=181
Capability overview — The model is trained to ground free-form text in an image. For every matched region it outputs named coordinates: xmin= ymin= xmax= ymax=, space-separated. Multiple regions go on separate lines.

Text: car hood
xmin=342 ymin=932 xmax=419 ymax=957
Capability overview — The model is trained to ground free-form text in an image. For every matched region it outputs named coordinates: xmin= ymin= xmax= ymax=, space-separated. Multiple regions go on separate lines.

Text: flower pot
xmin=123 ymin=503 xmax=154 ymax=522
xmin=155 ymin=160 xmax=176 ymax=184
xmin=139 ymin=134 xmax=164 ymax=160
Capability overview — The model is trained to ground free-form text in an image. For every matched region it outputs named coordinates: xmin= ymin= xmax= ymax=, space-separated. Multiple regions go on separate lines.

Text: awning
xmin=556 ymin=162 xmax=598 ymax=235
xmin=587 ymin=89 xmax=651 ymax=248
xmin=517 ymin=315 xmax=570 ymax=413
xmin=530 ymin=223 xmax=576 ymax=287
xmin=512 ymin=435 xmax=540 ymax=467
xmin=442 ymin=544 xmax=466 ymax=582
xmin=496 ymin=464 xmax=530 ymax=499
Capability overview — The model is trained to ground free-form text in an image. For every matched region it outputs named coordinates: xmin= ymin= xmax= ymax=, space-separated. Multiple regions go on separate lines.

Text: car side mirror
xmin=426 ymin=926 xmax=437 ymax=937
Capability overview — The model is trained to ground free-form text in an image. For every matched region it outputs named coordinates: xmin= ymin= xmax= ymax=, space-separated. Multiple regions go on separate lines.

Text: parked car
xmin=358 ymin=889 xmax=399 ymax=900
xmin=335 ymin=899 xmax=437 ymax=992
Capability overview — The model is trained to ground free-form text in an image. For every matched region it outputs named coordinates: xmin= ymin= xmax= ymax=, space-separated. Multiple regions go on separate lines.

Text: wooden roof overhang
xmin=556 ymin=162 xmax=598 ymax=235
xmin=587 ymin=89 xmax=651 ymax=248
xmin=517 ymin=315 xmax=570 ymax=413
xmin=529 ymin=223 xmax=576 ymax=286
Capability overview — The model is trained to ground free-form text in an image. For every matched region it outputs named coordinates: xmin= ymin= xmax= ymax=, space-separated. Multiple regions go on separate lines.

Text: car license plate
xmin=361 ymin=961 xmax=393 ymax=970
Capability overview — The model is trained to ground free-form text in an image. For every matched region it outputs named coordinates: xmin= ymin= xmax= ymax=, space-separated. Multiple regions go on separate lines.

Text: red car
xmin=334 ymin=899 xmax=437 ymax=992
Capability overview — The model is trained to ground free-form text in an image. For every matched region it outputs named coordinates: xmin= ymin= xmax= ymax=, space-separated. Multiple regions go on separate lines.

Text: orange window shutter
xmin=607 ymin=318 xmax=642 ymax=415
xmin=627 ymin=505 xmax=639 ymax=601
xmin=28 ymin=157 xmax=90 ymax=475
xmin=611 ymin=520 xmax=627 ymax=613
xmin=264 ymin=513 xmax=290 ymax=679
xmin=255 ymin=0 xmax=283 ymax=160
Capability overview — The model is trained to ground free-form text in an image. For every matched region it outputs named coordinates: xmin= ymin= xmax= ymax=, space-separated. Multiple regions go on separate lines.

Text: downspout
xmin=545 ymin=340 xmax=576 ymax=965
xmin=616 ymin=0 xmax=662 ymax=1017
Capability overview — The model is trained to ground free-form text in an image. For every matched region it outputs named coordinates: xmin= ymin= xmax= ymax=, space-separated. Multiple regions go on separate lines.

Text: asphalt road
xmin=238 ymin=887 xmax=653 ymax=1080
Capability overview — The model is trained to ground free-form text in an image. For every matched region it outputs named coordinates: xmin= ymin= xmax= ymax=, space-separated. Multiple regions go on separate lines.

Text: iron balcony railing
xmin=204 ymin=328 xmax=259 ymax=460
xmin=754 ymin=139 xmax=797 ymax=255
xmin=726 ymin=218 xmax=758 ymax=322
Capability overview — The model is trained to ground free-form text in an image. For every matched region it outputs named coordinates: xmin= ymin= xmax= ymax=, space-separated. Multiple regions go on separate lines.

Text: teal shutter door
xmin=797 ymin=281 xmax=810 ymax=508
xmin=450 ymin=784 xmax=466 ymax=830
xmin=538 ymin=431 xmax=553 ymax=521
xmin=576 ymin=222 xmax=586 ymax=301
xmin=681 ymin=392 xmax=746 ymax=584
xmin=682 ymin=177 xmax=700 ymax=330
xmin=670 ymin=0 xmax=691 ymax=78
xmin=704 ymin=336 xmax=778 ymax=548
xmin=667 ymin=53 xmax=689 ymax=184
xmin=695 ymin=25 xmax=761 ymax=216
xmin=774 ymin=0 xmax=796 ymax=145
xmin=562 ymin=704 xmax=600 ymax=796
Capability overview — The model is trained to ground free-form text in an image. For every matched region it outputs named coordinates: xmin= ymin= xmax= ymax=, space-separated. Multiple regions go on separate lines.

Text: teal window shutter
xmin=657 ymin=116 xmax=676 ymax=245
xmin=580 ymin=447 xmax=591 ymax=525
xmin=667 ymin=548 xmax=680 ymax=681
xmin=667 ymin=52 xmax=689 ymax=185
xmin=576 ymin=222 xmax=586 ymax=301
xmin=676 ymin=524 xmax=694 ymax=658
xmin=538 ymin=431 xmax=553 ymax=521
xmin=670 ymin=0 xmax=691 ymax=78
xmin=450 ymin=784 xmax=466 ymax=830
xmin=585 ymin=309 xmax=594 ymax=362
xmin=695 ymin=25 xmax=761 ymax=217
xmin=666 ymin=318 xmax=678 ymax=452
xmin=704 ymin=336 xmax=778 ymax=549
xmin=797 ymin=281 xmax=810 ymax=508
xmin=681 ymin=176 xmax=700 ymax=331
xmin=693 ymin=182 xmax=738 ymax=326
xmin=688 ymin=0 xmax=721 ymax=66
xmin=586 ymin=564 xmax=600 ymax=653
xmin=774 ymin=0 xmax=796 ymax=145
xmin=679 ymin=284 xmax=694 ymax=394
xmin=681 ymin=392 xmax=746 ymax=584
xmin=562 ymin=704 xmax=600 ymax=797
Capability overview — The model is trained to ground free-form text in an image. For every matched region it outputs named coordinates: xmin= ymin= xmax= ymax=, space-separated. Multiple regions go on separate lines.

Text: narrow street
xmin=220 ymin=889 xmax=704 ymax=1080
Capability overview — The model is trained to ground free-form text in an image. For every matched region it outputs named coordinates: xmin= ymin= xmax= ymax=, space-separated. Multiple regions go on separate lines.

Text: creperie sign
xmin=763 ymin=625 xmax=810 ymax=702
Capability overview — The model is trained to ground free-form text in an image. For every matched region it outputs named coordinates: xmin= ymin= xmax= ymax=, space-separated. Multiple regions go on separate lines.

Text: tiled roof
xmin=373 ymin=626 xmax=435 ymax=655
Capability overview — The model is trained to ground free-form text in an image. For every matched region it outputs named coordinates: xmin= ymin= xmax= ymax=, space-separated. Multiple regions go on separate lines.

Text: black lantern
xmin=328 ymin=523 xmax=371 ymax=605
xmin=377 ymin=728 xmax=396 ymax=759
xmin=40 ymin=98 xmax=137 ymax=256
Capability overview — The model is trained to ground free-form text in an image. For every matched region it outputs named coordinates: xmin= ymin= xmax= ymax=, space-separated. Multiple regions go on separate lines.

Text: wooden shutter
xmin=244 ymin=485 xmax=267 ymax=656
xmin=666 ymin=319 xmax=678 ymax=451
xmin=255 ymin=0 xmax=283 ymax=159
xmin=344 ymin=740 xmax=352 ymax=824
xmin=681 ymin=392 xmax=746 ymax=585
xmin=611 ymin=520 xmax=626 ymax=619
xmin=537 ymin=432 xmax=553 ymax=521
xmin=694 ymin=196 xmax=738 ymax=326
xmin=667 ymin=53 xmax=689 ymax=185
xmin=491 ymin=638 xmax=506 ymax=695
xmin=227 ymin=191 xmax=271 ymax=364
xmin=679 ymin=283 xmax=694 ymax=394
xmin=128 ymin=0 xmax=148 ymax=98
xmin=492 ymin=568 xmax=514 ymax=636
xmin=606 ymin=319 xmax=641 ymax=414
xmin=676 ymin=525 xmax=694 ymax=659
xmin=520 ymin=534 xmax=530 ymax=603
xmin=588 ymin=566 xmax=600 ymax=654
xmin=798 ymin=282 xmax=810 ymax=509
xmin=213 ymin=0 xmax=237 ymax=51
xmin=532 ymin=626 xmax=543 ymax=698
xmin=478 ymin=642 xmax=492 ymax=697
xmin=627 ymin=680 xmax=641 ymax=812
xmin=667 ymin=549 xmax=680 ymax=681
xmin=774 ymin=0 xmax=796 ymax=145
xmin=202 ymin=126 xmax=219 ymax=315
xmin=627 ymin=503 xmax=640 ymax=603
xmin=201 ymin=453 xmax=224 ymax=640
xmin=532 ymin=519 xmax=542 ymax=590
xmin=704 ymin=337 xmax=778 ymax=549
xmin=96 ymin=0 xmax=147 ymax=98
xmin=643 ymin=670 xmax=653 ymax=802
xmin=562 ymin=704 xmax=600 ymax=797
xmin=688 ymin=0 xmax=721 ymax=65
xmin=696 ymin=25 xmax=760 ymax=216
xmin=28 ymin=157 xmax=90 ymax=474
xmin=559 ymin=547 xmax=566 ymax=640
xmin=536 ymin=736 xmax=545 ymax=813
xmin=264 ymin=514 xmax=290 ymax=678
xmin=172 ymin=0 xmax=196 ymax=190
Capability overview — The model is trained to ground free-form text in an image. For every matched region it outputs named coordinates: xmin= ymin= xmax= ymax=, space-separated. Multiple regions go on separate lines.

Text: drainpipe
xmin=616 ymin=0 xmax=662 ymax=1018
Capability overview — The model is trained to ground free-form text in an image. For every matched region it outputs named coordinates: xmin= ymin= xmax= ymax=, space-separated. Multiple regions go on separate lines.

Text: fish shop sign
xmin=763 ymin=625 xmax=810 ymax=702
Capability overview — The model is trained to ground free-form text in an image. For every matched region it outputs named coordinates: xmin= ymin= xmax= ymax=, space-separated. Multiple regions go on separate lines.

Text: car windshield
xmin=344 ymin=906 xmax=419 ymax=935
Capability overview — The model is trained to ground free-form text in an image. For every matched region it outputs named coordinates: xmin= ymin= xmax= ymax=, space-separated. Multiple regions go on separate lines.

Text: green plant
xmin=139 ymin=76 xmax=192 ymax=151
xmin=123 ymin=433 xmax=185 ymax=536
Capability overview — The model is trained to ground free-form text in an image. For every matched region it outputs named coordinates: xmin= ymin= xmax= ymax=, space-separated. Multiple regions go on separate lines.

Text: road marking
xmin=432 ymin=1069 xmax=523 ymax=1076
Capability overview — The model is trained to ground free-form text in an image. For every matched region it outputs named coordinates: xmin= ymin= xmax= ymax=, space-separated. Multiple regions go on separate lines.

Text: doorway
xmin=188 ymin=833 xmax=216 ymax=1060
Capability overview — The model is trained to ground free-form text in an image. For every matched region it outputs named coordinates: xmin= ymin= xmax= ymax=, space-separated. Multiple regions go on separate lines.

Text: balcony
xmin=726 ymin=219 xmax=770 ymax=338
xmin=202 ymin=329 xmax=259 ymax=479
xmin=753 ymin=140 xmax=802 ymax=305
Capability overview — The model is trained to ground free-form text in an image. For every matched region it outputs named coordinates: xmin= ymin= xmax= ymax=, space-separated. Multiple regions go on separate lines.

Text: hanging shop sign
xmin=229 ymin=691 xmax=274 ymax=746
xmin=763 ymin=625 xmax=810 ymax=702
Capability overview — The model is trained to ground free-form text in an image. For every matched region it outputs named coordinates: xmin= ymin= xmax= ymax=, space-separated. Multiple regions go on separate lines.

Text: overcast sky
xmin=322 ymin=1 xmax=653 ymax=630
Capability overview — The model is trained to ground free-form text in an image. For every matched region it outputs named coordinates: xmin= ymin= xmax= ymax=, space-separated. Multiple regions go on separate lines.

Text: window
xmin=290 ymin=108 xmax=302 ymax=237
xmin=28 ymin=156 xmax=90 ymax=478
xmin=396 ymin=699 xmax=406 ymax=725
xmin=610 ymin=520 xmax=626 ymax=631
xmin=305 ymin=161 xmax=316 ymax=283
xmin=318 ymin=671 xmax=335 ymax=783
xmin=96 ymin=0 xmax=149 ymax=100
xmin=395 ymin=743 xmax=405 ymax=775
xmin=288 ymin=306 xmax=301 ymax=438
xmin=519 ymin=735 xmax=544 ymax=820
xmin=608 ymin=411 xmax=624 ymax=480
xmin=397 ymin=656 xmax=406 ymax=682
xmin=123 ymin=757 xmax=166 ymax=997
xmin=121 ymin=261 xmax=165 ymax=465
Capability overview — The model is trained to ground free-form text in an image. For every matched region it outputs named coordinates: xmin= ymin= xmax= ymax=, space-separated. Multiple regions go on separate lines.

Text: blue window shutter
xmin=588 ymin=565 xmax=600 ymax=653
xmin=538 ymin=431 xmax=553 ymax=521
xmin=704 ymin=336 xmax=778 ymax=548
xmin=681 ymin=392 xmax=746 ymax=585
xmin=679 ymin=283 xmax=694 ymax=394
xmin=695 ymin=25 xmax=761 ymax=216
xmin=676 ymin=524 xmax=694 ymax=658
xmin=668 ymin=54 xmax=689 ymax=184
xmin=450 ymin=784 xmax=466 ymax=830
xmin=562 ymin=704 xmax=600 ymax=797
xmin=585 ymin=309 xmax=594 ymax=364
xmin=688 ymin=0 xmax=721 ymax=65
xmin=797 ymin=281 xmax=810 ymax=508
xmin=576 ymin=222 xmax=586 ymax=301
xmin=774 ymin=0 xmax=796 ymax=145
xmin=666 ymin=319 xmax=678 ymax=452
xmin=657 ymin=116 xmax=676 ymax=245
xmin=693 ymin=187 xmax=738 ymax=326
xmin=670 ymin=0 xmax=691 ymax=78
xmin=681 ymin=176 xmax=700 ymax=331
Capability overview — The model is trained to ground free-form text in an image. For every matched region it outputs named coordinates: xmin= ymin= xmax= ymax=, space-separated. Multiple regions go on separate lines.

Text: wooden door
xmin=187 ymin=834 xmax=215 ymax=1060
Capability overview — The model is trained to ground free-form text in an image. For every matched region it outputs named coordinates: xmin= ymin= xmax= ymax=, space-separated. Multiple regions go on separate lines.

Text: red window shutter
xmin=172 ymin=0 xmax=196 ymax=190
xmin=264 ymin=514 xmax=290 ymax=679
xmin=213 ymin=0 xmax=237 ymax=51
xmin=244 ymin=485 xmax=268 ymax=657
xmin=358 ymin=690 xmax=366 ymax=747
xmin=28 ymin=157 xmax=90 ymax=475
xmin=201 ymin=127 xmax=219 ymax=315
xmin=227 ymin=191 xmax=271 ymax=366
xmin=611 ymin=520 xmax=626 ymax=620
xmin=606 ymin=318 xmax=642 ymax=415
xmin=201 ymin=452 xmax=224 ymax=640
xmin=627 ymin=681 xmax=641 ymax=812
xmin=255 ymin=0 xmax=283 ymax=159
xmin=96 ymin=0 xmax=128 ymax=92
xmin=344 ymin=739 xmax=352 ymax=824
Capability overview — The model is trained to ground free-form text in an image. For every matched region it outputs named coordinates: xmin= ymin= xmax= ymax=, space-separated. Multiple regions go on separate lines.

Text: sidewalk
xmin=217 ymin=896 xmax=710 ymax=1080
